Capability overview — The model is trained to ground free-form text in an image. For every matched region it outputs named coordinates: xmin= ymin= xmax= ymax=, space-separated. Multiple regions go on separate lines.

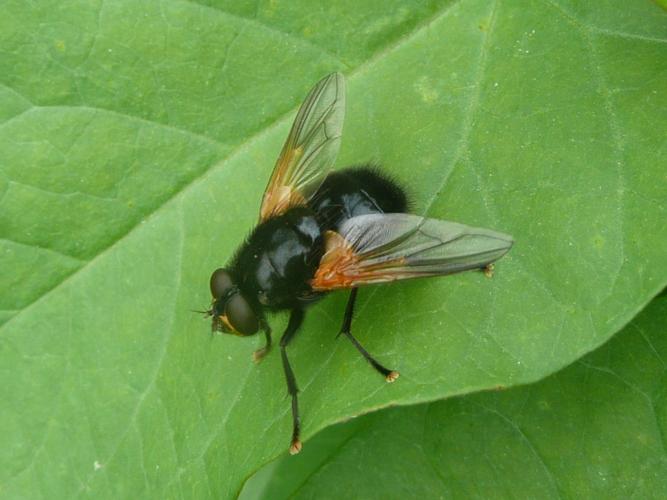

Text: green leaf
xmin=243 ymin=294 xmax=667 ymax=499
xmin=1 ymin=0 xmax=666 ymax=497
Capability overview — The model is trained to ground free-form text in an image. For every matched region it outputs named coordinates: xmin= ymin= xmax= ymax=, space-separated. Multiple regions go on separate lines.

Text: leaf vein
xmin=0 ymin=237 xmax=87 ymax=264
xmin=80 ymin=200 xmax=186 ymax=487
xmin=179 ymin=0 xmax=348 ymax=66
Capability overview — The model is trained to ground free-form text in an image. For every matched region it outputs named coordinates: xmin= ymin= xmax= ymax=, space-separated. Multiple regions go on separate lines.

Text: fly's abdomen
xmin=311 ymin=166 xmax=408 ymax=231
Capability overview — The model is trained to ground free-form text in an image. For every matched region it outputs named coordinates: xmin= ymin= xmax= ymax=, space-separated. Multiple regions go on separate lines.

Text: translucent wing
xmin=259 ymin=72 xmax=346 ymax=222
xmin=311 ymin=213 xmax=514 ymax=290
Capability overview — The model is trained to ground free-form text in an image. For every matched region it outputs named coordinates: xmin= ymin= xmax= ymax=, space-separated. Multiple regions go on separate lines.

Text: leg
xmin=280 ymin=309 xmax=305 ymax=454
xmin=482 ymin=263 xmax=494 ymax=278
xmin=338 ymin=288 xmax=399 ymax=383
xmin=252 ymin=323 xmax=272 ymax=363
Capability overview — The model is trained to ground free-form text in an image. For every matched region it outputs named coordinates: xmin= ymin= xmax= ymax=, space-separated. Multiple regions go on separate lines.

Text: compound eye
xmin=225 ymin=294 xmax=259 ymax=335
xmin=210 ymin=268 xmax=234 ymax=299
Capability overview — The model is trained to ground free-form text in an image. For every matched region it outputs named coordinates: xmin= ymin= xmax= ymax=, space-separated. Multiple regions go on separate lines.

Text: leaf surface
xmin=1 ymin=0 xmax=666 ymax=497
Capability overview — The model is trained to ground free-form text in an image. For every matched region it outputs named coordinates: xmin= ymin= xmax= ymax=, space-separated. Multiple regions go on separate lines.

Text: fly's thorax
xmin=232 ymin=207 xmax=325 ymax=310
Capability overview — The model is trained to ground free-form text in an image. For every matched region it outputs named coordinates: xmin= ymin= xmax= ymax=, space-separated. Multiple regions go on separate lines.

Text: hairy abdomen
xmin=311 ymin=166 xmax=408 ymax=231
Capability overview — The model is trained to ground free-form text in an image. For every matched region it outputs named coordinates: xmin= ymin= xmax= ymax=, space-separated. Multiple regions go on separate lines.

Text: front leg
xmin=280 ymin=309 xmax=305 ymax=454
xmin=339 ymin=288 xmax=399 ymax=382
xmin=252 ymin=322 xmax=272 ymax=363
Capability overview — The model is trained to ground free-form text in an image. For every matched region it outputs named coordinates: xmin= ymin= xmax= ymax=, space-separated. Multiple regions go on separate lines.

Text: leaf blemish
xmin=414 ymin=76 xmax=439 ymax=104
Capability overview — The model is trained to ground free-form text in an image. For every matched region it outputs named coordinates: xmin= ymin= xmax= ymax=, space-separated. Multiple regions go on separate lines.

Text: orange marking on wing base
xmin=260 ymin=146 xmax=305 ymax=221
xmin=312 ymin=235 xmax=412 ymax=291
xmin=311 ymin=231 xmax=358 ymax=290
xmin=261 ymin=186 xmax=307 ymax=220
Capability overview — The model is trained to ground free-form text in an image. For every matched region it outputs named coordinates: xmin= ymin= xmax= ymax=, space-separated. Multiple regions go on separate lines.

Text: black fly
xmin=204 ymin=73 xmax=513 ymax=454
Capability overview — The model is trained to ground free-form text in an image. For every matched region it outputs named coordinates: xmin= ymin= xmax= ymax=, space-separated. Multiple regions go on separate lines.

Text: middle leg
xmin=338 ymin=288 xmax=399 ymax=382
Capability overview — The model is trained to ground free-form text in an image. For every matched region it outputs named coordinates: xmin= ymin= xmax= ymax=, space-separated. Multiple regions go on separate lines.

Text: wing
xmin=311 ymin=213 xmax=514 ymax=291
xmin=259 ymin=72 xmax=346 ymax=222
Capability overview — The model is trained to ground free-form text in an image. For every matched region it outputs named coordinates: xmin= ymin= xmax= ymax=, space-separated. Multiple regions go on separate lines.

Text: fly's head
xmin=206 ymin=268 xmax=260 ymax=336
